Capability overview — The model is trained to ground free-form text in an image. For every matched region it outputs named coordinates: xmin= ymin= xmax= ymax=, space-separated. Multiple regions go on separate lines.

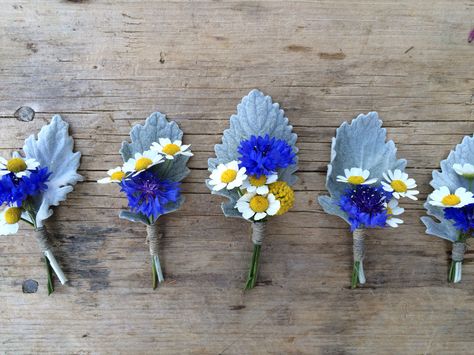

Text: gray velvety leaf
xmin=207 ymin=89 xmax=298 ymax=219
xmin=23 ymin=115 xmax=83 ymax=228
xmin=318 ymin=112 xmax=406 ymax=226
xmin=120 ymin=112 xmax=190 ymax=184
xmin=119 ymin=211 xmax=150 ymax=224
xmin=120 ymin=112 xmax=190 ymax=222
xmin=420 ymin=135 xmax=474 ymax=242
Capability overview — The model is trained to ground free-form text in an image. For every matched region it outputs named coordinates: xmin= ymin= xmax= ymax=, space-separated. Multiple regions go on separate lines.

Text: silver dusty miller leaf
xmin=23 ymin=115 xmax=83 ymax=228
xmin=318 ymin=112 xmax=406 ymax=226
xmin=207 ymin=89 xmax=298 ymax=219
xmin=119 ymin=112 xmax=191 ymax=224
xmin=420 ymin=136 xmax=474 ymax=242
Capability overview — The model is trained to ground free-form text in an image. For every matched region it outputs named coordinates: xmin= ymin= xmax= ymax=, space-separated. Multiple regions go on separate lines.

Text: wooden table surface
xmin=1 ymin=1 xmax=473 ymax=354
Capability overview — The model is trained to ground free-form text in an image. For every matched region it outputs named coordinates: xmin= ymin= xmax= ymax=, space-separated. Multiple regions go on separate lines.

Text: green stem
xmin=448 ymin=260 xmax=456 ymax=282
xmin=44 ymin=257 xmax=54 ymax=295
xmin=245 ymin=244 xmax=261 ymax=290
xmin=152 ymin=256 xmax=158 ymax=290
xmin=20 ymin=217 xmax=34 ymax=227
xmin=351 ymin=261 xmax=360 ymax=289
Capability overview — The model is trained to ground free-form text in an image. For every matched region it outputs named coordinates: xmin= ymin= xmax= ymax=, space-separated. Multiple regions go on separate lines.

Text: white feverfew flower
xmin=453 ymin=163 xmax=474 ymax=179
xmin=428 ymin=186 xmax=474 ymax=208
xmin=151 ymin=138 xmax=193 ymax=160
xmin=381 ymin=169 xmax=419 ymax=200
xmin=97 ymin=167 xmax=125 ymax=184
xmin=0 ymin=206 xmax=22 ymax=235
xmin=241 ymin=173 xmax=278 ymax=195
xmin=336 ymin=167 xmax=377 ymax=185
xmin=0 ymin=156 xmax=40 ymax=178
xmin=385 ymin=199 xmax=404 ymax=228
xmin=235 ymin=192 xmax=280 ymax=221
xmin=122 ymin=150 xmax=164 ymax=176
xmin=208 ymin=161 xmax=247 ymax=191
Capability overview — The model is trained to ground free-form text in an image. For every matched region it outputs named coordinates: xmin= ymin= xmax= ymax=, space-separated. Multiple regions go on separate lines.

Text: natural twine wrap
xmin=34 ymin=227 xmax=68 ymax=285
xmin=146 ymin=224 xmax=161 ymax=256
xmin=452 ymin=242 xmax=466 ymax=262
xmin=252 ymin=222 xmax=266 ymax=245
xmin=34 ymin=227 xmax=52 ymax=253
xmin=353 ymin=228 xmax=365 ymax=262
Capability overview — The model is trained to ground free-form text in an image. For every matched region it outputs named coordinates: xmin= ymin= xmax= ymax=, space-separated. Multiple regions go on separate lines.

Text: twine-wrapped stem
xmin=351 ymin=228 xmax=366 ymax=288
xmin=449 ymin=242 xmax=466 ymax=283
xmin=146 ymin=223 xmax=164 ymax=286
xmin=245 ymin=222 xmax=267 ymax=290
xmin=34 ymin=227 xmax=68 ymax=285
xmin=251 ymin=221 xmax=266 ymax=245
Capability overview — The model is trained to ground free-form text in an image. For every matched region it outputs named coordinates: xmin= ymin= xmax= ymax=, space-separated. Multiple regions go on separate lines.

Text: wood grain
xmin=1 ymin=0 xmax=474 ymax=354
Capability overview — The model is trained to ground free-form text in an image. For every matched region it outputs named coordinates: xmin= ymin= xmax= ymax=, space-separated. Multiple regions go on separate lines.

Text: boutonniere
xmin=319 ymin=112 xmax=418 ymax=288
xmin=0 ymin=115 xmax=82 ymax=294
xmin=97 ymin=112 xmax=192 ymax=289
xmin=421 ymin=135 xmax=474 ymax=283
xmin=206 ymin=90 xmax=298 ymax=289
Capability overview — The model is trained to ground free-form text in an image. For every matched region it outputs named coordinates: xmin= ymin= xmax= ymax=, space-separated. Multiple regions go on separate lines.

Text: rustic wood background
xmin=1 ymin=0 xmax=473 ymax=354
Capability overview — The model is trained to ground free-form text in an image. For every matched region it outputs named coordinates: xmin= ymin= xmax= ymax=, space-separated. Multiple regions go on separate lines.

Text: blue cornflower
xmin=20 ymin=167 xmax=50 ymax=198
xmin=0 ymin=167 xmax=50 ymax=206
xmin=238 ymin=135 xmax=295 ymax=178
xmin=339 ymin=185 xmax=391 ymax=231
xmin=120 ymin=170 xmax=181 ymax=220
xmin=444 ymin=203 xmax=474 ymax=233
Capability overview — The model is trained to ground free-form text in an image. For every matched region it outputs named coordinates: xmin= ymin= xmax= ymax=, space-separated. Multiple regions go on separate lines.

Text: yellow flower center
xmin=5 ymin=207 xmax=21 ymax=224
xmin=6 ymin=158 xmax=27 ymax=173
xmin=249 ymin=175 xmax=267 ymax=187
xmin=249 ymin=195 xmax=269 ymax=213
xmin=110 ymin=171 xmax=125 ymax=181
xmin=347 ymin=175 xmax=365 ymax=185
xmin=391 ymin=179 xmax=407 ymax=193
xmin=135 ymin=157 xmax=153 ymax=171
xmin=162 ymin=143 xmax=181 ymax=156
xmin=387 ymin=207 xmax=393 ymax=216
xmin=221 ymin=169 xmax=237 ymax=183
xmin=442 ymin=194 xmax=461 ymax=206
xmin=268 ymin=181 xmax=295 ymax=215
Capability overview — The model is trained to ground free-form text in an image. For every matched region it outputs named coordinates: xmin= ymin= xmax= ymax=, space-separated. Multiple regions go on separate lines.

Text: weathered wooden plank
xmin=1 ymin=0 xmax=474 ymax=354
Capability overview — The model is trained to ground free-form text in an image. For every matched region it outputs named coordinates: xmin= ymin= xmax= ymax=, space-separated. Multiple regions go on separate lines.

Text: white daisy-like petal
xmin=208 ymin=161 xmax=247 ymax=191
xmin=235 ymin=192 xmax=280 ymax=221
xmin=151 ymin=138 xmax=193 ymax=160
xmin=159 ymin=137 xmax=172 ymax=146
xmin=453 ymin=163 xmax=474 ymax=179
xmin=385 ymin=199 xmax=404 ymax=228
xmin=428 ymin=186 xmax=474 ymax=208
xmin=122 ymin=150 xmax=163 ymax=176
xmin=266 ymin=195 xmax=281 ymax=216
xmin=97 ymin=167 xmax=125 ymax=184
xmin=242 ymin=208 xmax=255 ymax=220
xmin=0 ymin=156 xmax=42 ymax=178
xmin=0 ymin=206 xmax=21 ymax=236
xmin=227 ymin=161 xmax=239 ymax=171
xmin=336 ymin=167 xmax=376 ymax=185
xmin=387 ymin=218 xmax=403 ymax=228
xmin=241 ymin=172 xmax=278 ymax=195
xmin=255 ymin=185 xmax=269 ymax=195
xmin=382 ymin=169 xmax=418 ymax=200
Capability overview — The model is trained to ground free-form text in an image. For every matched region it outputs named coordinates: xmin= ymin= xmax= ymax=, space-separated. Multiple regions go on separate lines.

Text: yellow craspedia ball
xmin=268 ymin=181 xmax=294 ymax=215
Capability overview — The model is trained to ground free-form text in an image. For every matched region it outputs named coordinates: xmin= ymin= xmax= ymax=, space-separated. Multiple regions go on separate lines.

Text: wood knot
xmin=14 ymin=106 xmax=35 ymax=122
xmin=22 ymin=279 xmax=38 ymax=293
